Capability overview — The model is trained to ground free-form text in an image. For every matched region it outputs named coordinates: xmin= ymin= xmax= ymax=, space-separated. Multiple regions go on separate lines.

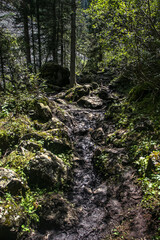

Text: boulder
xmin=35 ymin=102 xmax=52 ymax=122
xmin=41 ymin=62 xmax=70 ymax=87
xmin=65 ymin=85 xmax=90 ymax=102
xmin=20 ymin=129 xmax=71 ymax=154
xmin=25 ymin=151 xmax=68 ymax=189
xmin=0 ymin=168 xmax=24 ymax=195
xmin=77 ymin=96 xmax=103 ymax=109
xmin=38 ymin=194 xmax=78 ymax=230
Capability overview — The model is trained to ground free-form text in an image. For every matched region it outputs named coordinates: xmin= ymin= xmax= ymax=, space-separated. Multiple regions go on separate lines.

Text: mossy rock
xmin=38 ymin=194 xmax=78 ymax=230
xmin=25 ymin=151 xmax=69 ymax=189
xmin=65 ymin=85 xmax=90 ymax=102
xmin=0 ymin=168 xmax=25 ymax=195
xmin=0 ymin=116 xmax=33 ymax=154
xmin=40 ymin=62 xmax=70 ymax=87
xmin=77 ymin=96 xmax=103 ymax=109
xmin=36 ymin=102 xmax=52 ymax=122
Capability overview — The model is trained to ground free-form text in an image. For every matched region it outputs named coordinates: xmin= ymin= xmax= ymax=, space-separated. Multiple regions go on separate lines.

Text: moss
xmin=0 ymin=115 xmax=33 ymax=154
xmin=65 ymin=85 xmax=90 ymax=102
xmin=1 ymin=150 xmax=36 ymax=182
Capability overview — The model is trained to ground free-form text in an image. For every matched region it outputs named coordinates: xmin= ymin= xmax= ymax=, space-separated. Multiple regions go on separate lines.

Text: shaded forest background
xmin=0 ymin=0 xmax=160 ymax=96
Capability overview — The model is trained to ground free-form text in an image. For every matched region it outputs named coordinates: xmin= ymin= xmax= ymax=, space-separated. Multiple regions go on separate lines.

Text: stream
xmin=45 ymin=102 xmax=108 ymax=240
xmin=27 ymin=92 xmax=151 ymax=240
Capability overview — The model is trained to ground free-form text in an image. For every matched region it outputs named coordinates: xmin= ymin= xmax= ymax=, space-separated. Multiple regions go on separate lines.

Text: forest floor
xmin=0 ymin=71 xmax=159 ymax=240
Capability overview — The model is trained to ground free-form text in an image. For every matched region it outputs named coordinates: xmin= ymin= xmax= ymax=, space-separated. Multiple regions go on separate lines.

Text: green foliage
xmin=0 ymin=191 xmax=40 ymax=233
xmin=87 ymin=0 xmax=160 ymax=90
xmin=0 ymin=115 xmax=33 ymax=154
xmin=1 ymin=150 xmax=35 ymax=182
xmin=57 ymin=151 xmax=73 ymax=167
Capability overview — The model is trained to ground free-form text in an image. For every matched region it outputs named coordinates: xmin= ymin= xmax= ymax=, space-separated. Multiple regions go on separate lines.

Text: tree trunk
xmin=60 ymin=1 xmax=64 ymax=67
xmin=0 ymin=55 xmax=5 ymax=92
xmin=31 ymin=13 xmax=36 ymax=73
xmin=52 ymin=0 xmax=58 ymax=63
xmin=22 ymin=0 xmax=31 ymax=68
xmin=36 ymin=0 xmax=42 ymax=68
xmin=70 ymin=0 xmax=76 ymax=87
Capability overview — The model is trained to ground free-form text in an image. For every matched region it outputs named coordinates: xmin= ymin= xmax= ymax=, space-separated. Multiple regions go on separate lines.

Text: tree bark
xmin=22 ymin=0 xmax=31 ymax=68
xmin=52 ymin=0 xmax=58 ymax=63
xmin=0 ymin=55 xmax=5 ymax=92
xmin=60 ymin=1 xmax=64 ymax=67
xmin=31 ymin=13 xmax=36 ymax=73
xmin=70 ymin=0 xmax=76 ymax=87
xmin=36 ymin=0 xmax=42 ymax=68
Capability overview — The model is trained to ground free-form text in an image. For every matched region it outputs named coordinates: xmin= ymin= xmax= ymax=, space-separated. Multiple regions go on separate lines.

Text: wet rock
xmin=21 ymin=128 xmax=71 ymax=154
xmin=25 ymin=151 xmax=68 ymax=189
xmin=38 ymin=194 xmax=78 ymax=230
xmin=93 ymin=183 xmax=108 ymax=205
xmin=40 ymin=62 xmax=70 ymax=87
xmin=91 ymin=127 xmax=105 ymax=142
xmin=105 ymin=199 xmax=123 ymax=220
xmin=0 ymin=168 xmax=24 ymax=195
xmin=44 ymin=131 xmax=72 ymax=153
xmin=77 ymin=96 xmax=103 ymax=109
xmin=93 ymin=148 xmax=127 ymax=179
xmin=0 ymin=198 xmax=23 ymax=240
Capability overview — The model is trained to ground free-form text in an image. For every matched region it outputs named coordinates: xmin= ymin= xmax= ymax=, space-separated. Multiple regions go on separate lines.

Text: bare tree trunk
xmin=36 ymin=0 xmax=42 ymax=68
xmin=31 ymin=13 xmax=36 ymax=73
xmin=52 ymin=0 xmax=58 ymax=63
xmin=0 ymin=55 xmax=5 ymax=92
xmin=70 ymin=0 xmax=76 ymax=87
xmin=22 ymin=0 xmax=31 ymax=68
xmin=60 ymin=1 xmax=64 ymax=67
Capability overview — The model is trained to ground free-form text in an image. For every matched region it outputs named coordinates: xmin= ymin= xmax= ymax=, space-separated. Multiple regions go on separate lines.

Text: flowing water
xmin=26 ymin=95 xmax=151 ymax=240
xmin=46 ymin=102 xmax=109 ymax=240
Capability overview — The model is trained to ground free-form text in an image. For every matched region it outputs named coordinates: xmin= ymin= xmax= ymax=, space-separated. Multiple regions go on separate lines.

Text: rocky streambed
xmin=46 ymin=105 xmax=108 ymax=240
xmin=28 ymin=83 xmax=153 ymax=240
